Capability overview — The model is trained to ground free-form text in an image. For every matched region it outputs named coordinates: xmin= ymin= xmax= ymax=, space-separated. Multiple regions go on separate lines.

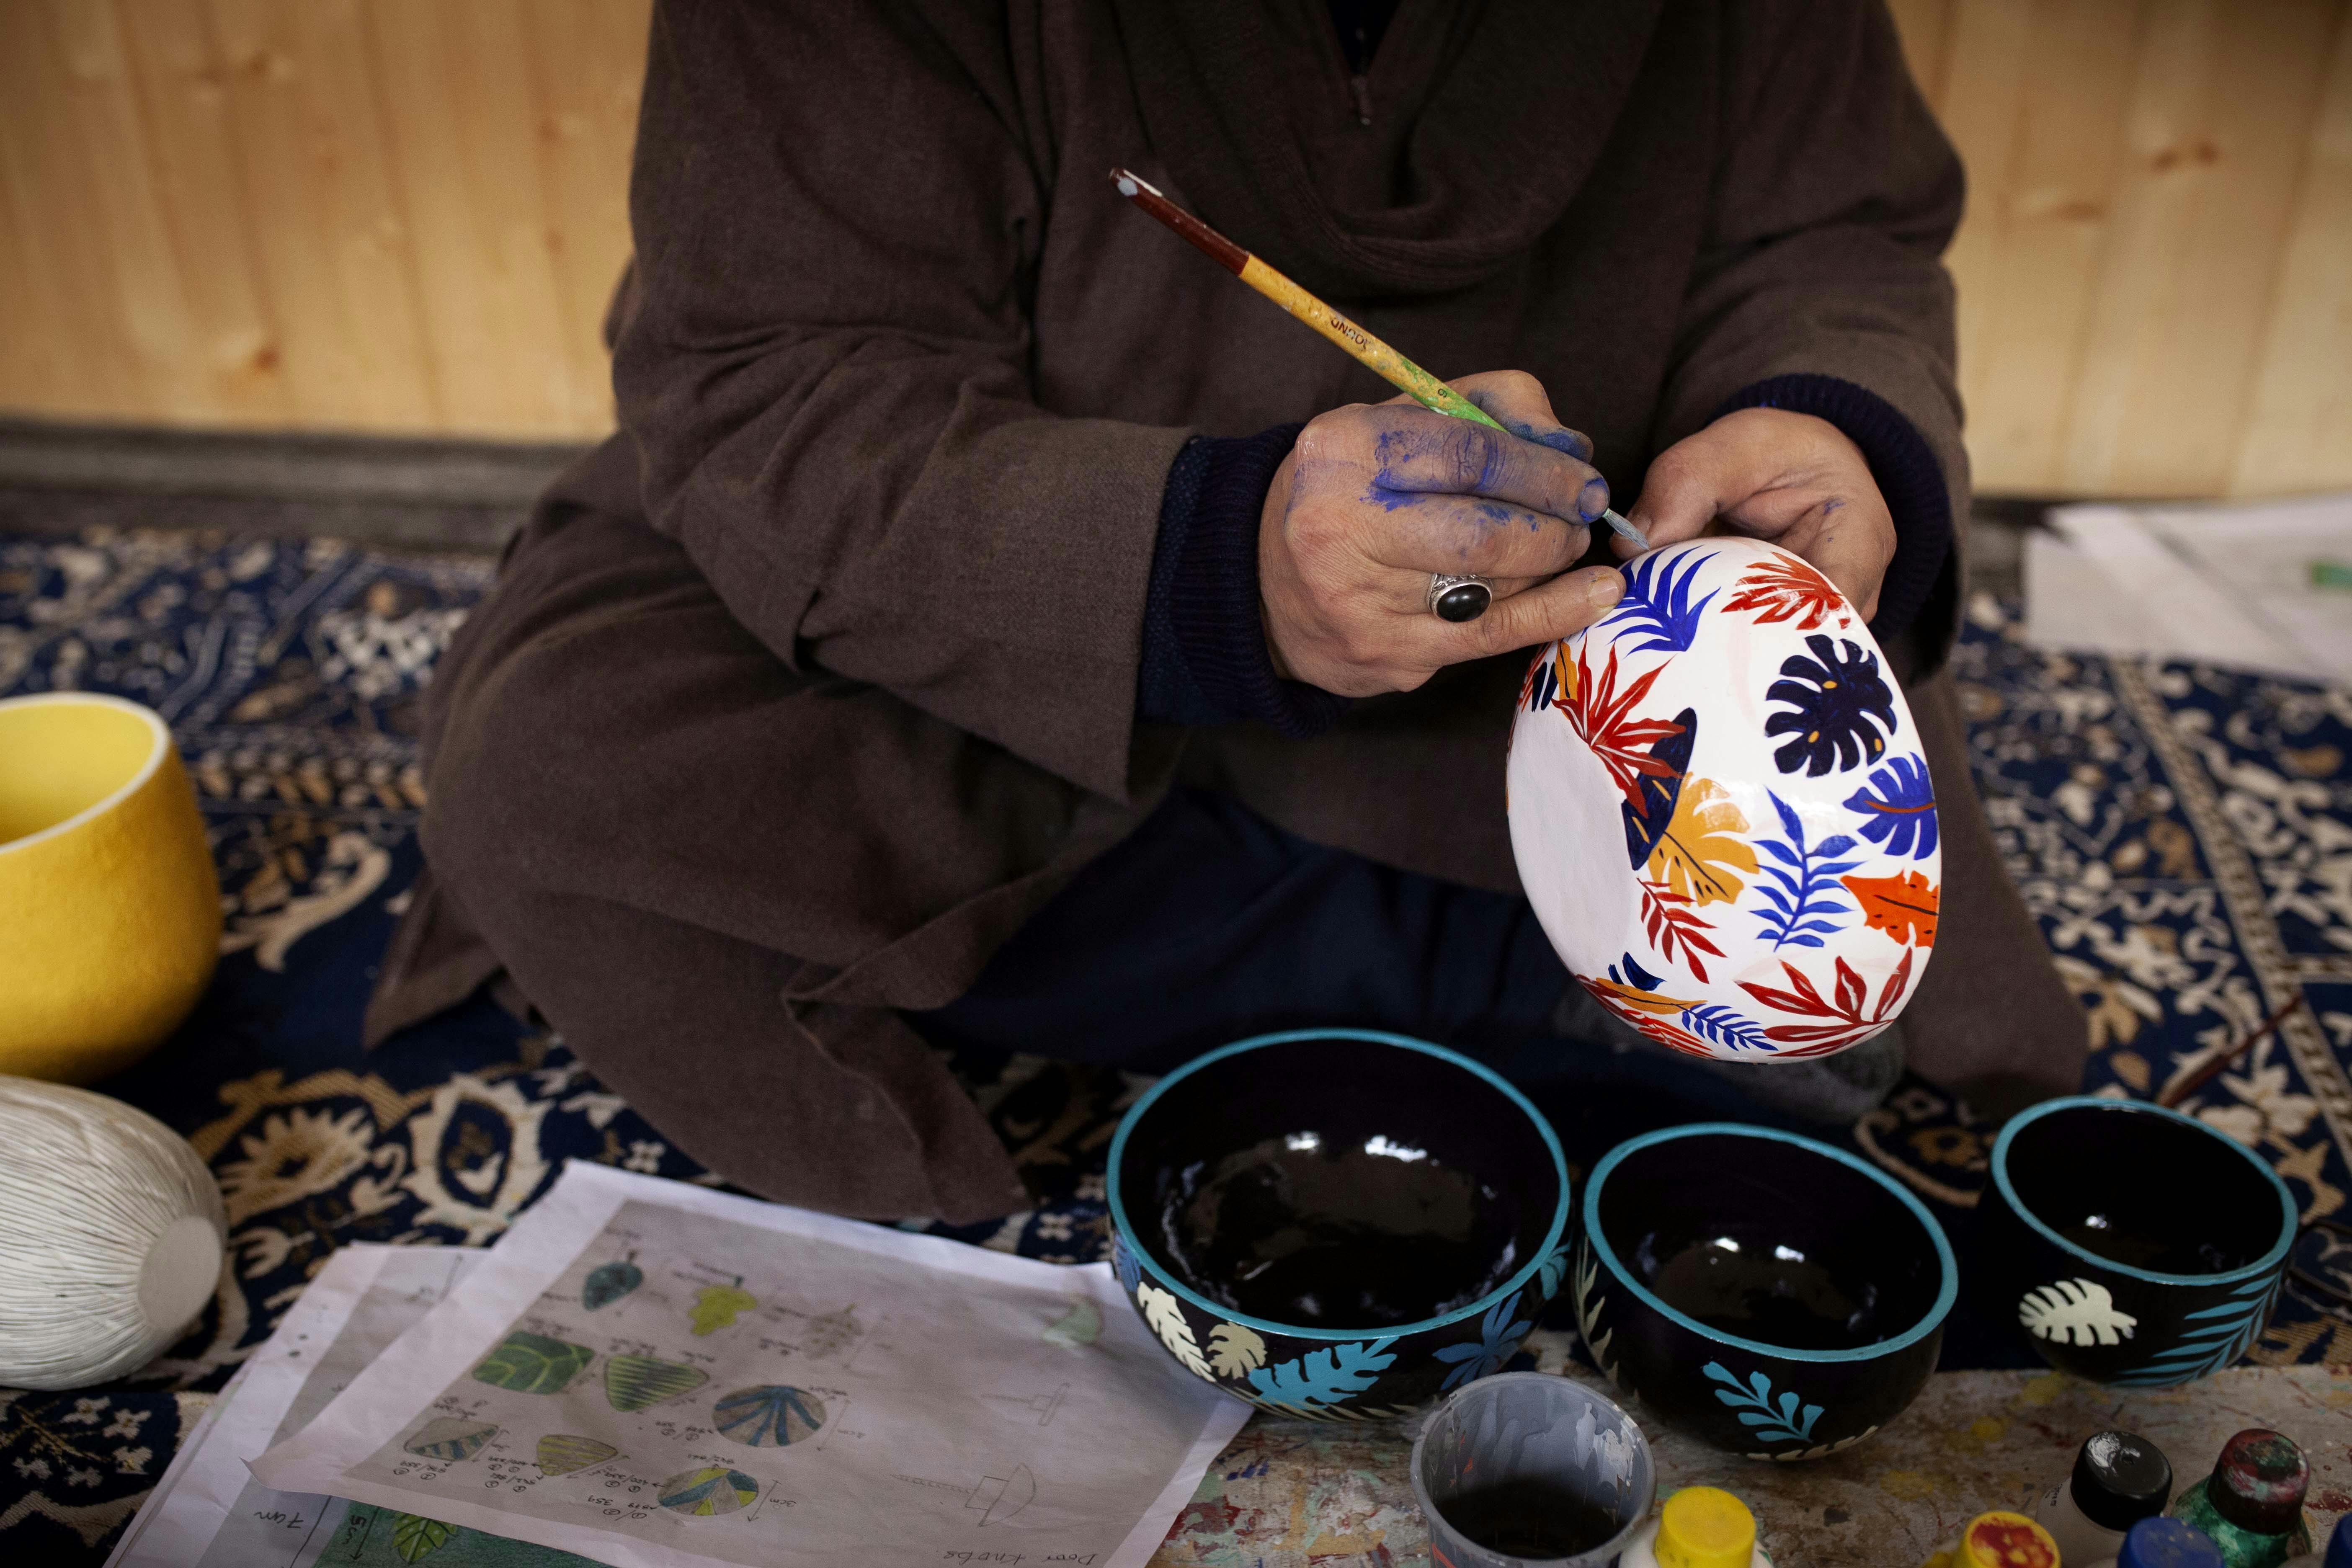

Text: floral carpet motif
xmin=1 ymin=528 xmax=2349 ymax=1563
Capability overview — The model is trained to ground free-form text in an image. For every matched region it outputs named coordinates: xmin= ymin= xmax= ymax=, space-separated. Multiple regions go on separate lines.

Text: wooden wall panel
xmin=0 ymin=0 xmax=2344 ymax=498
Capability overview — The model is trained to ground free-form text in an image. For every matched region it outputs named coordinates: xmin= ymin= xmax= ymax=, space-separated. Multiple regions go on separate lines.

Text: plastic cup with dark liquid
xmin=1409 ymin=1372 xmax=1655 ymax=1566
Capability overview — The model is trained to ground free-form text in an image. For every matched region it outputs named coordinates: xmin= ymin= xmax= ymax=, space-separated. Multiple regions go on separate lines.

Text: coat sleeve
xmin=612 ymin=0 xmax=1191 ymax=800
xmin=1652 ymin=0 xmax=1970 ymax=660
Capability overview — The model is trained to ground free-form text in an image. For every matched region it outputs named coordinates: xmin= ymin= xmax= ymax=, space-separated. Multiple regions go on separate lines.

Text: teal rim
xmin=1990 ymin=1096 xmax=2297 ymax=1287
xmin=1582 ymin=1122 xmax=1958 ymax=1364
xmin=1105 ymin=1029 xmax=1572 ymax=1341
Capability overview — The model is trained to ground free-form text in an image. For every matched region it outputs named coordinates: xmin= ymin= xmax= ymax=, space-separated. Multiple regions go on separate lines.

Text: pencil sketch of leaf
xmin=1136 ymin=1282 xmax=1211 ymax=1377
xmin=1207 ymin=1322 xmax=1268 ymax=1377
xmin=1645 ymin=778 xmax=1756 ymax=907
xmin=1843 ymin=869 xmax=1939 ymax=946
xmin=2018 ymin=1279 xmax=2138 ymax=1347
xmin=392 ymin=1514 xmax=454 ymax=1563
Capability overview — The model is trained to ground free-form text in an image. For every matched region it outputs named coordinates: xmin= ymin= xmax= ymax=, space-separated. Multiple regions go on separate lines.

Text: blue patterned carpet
xmin=2 ymin=526 xmax=2349 ymax=1562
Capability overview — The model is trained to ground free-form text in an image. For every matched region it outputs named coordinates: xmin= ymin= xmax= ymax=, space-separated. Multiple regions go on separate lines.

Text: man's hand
xmin=1620 ymin=407 xmax=1896 ymax=621
xmin=1259 ymin=371 xmax=1628 ymax=696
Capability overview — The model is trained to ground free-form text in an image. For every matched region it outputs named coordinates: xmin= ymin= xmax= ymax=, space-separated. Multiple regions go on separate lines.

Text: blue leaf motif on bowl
xmin=1764 ymin=635 xmax=1896 ymax=776
xmin=1432 ymin=1293 xmax=1534 ymax=1392
xmin=1751 ymin=791 xmax=1863 ymax=950
xmin=1537 ymin=1243 xmax=1572 ymax=1301
xmin=1245 ymin=1337 xmax=1399 ymax=1414
xmin=2108 ymin=1275 xmax=2279 ymax=1387
xmin=1843 ymin=754 xmax=1939 ymax=859
xmin=1112 ymin=1237 xmax=1142 ymax=1296
xmin=1702 ymin=1360 xmax=1823 ymax=1447
xmin=1679 ymin=1003 xmax=1774 ymax=1053
xmin=1602 ymin=548 xmax=1720 ymax=656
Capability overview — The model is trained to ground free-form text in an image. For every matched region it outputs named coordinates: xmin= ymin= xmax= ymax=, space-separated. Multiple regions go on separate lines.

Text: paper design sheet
xmin=253 ymin=1162 xmax=1248 ymax=1568
xmin=107 ymin=1244 xmax=602 ymax=1568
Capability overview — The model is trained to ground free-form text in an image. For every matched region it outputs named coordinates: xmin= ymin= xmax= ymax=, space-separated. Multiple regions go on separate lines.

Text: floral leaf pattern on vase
xmin=1843 ymin=755 xmax=1939 ymax=858
xmin=1842 ymin=869 xmax=1940 ymax=946
xmin=1765 ymin=634 xmax=1897 ymax=776
xmin=1720 ymin=552 xmax=1852 ymax=632
xmin=1206 ymin=1322 xmax=1267 ymax=1378
xmin=1645 ymin=777 xmax=1757 ymax=907
xmin=1679 ymin=1003 xmax=1774 ymax=1054
xmin=1431 ymin=1293 xmax=1534 ymax=1391
xmin=1621 ymin=708 xmax=1697 ymax=871
xmin=1135 ymin=1282 xmax=1212 ymax=1378
xmin=2013 ymin=1279 xmax=2145 ymax=1354
xmin=2110 ymin=1276 xmax=2277 ymax=1386
xmin=1537 ymin=1243 xmax=1572 ymax=1301
xmin=1579 ymin=955 xmax=1704 ymax=1027
xmin=1555 ymin=642 xmax=1687 ymax=811
xmin=1571 ymin=1247 xmax=1617 ymax=1383
xmin=1702 ymin=1361 xmax=1823 ymax=1448
xmin=1519 ymin=641 xmax=1566 ymax=716
xmin=1739 ymin=948 xmax=1915 ymax=1055
xmin=2018 ymin=1278 xmax=2139 ymax=1347
xmin=1243 ymin=1337 xmax=1399 ymax=1416
xmin=1752 ymin=792 xmax=1862 ymax=949
xmin=1638 ymin=878 xmax=1725 ymax=981
xmin=1603 ymin=548 xmax=1720 ymax=655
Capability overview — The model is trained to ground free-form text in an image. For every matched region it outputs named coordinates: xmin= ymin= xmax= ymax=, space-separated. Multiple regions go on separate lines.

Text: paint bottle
xmin=1919 ymin=1511 xmax=2061 ymax=1568
xmin=1618 ymin=1485 xmax=1773 ymax=1568
xmin=2035 ymin=1430 xmax=2175 ymax=1565
xmin=2113 ymin=1517 xmax=2227 ymax=1568
xmin=2166 ymin=1429 xmax=2313 ymax=1568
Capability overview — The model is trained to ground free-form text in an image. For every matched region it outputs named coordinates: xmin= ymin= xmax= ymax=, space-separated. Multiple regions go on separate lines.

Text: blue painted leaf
xmin=1113 ymin=1238 xmax=1143 ymax=1295
xmin=1246 ymin=1337 xmax=1399 ymax=1411
xmin=1537 ymin=1244 xmax=1572 ymax=1301
xmin=1751 ymin=792 xmax=1861 ymax=949
xmin=1764 ymin=635 xmax=1897 ymax=776
xmin=1602 ymin=548 xmax=1720 ymax=655
xmin=1842 ymin=754 xmax=1939 ymax=859
xmin=1680 ymin=1003 xmax=1773 ymax=1053
xmin=1620 ymin=707 xmax=1697 ymax=870
xmin=1432 ymin=1294 xmax=1534 ymax=1391
xmin=1702 ymin=1360 xmax=1823 ymax=1446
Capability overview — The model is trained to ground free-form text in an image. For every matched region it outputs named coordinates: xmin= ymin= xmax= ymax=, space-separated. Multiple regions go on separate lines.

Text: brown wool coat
xmin=368 ymin=0 xmax=2082 ymax=1222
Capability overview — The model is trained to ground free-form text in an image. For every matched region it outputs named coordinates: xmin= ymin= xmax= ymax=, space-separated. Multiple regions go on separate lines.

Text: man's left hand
xmin=1619 ymin=408 xmax=1896 ymax=622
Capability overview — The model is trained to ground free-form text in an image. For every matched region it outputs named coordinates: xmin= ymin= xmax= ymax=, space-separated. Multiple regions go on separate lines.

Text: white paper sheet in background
xmin=2025 ymin=492 xmax=2352 ymax=682
xmin=104 ymin=1243 xmax=560 ymax=1568
xmin=252 ymin=1162 xmax=1250 ymax=1568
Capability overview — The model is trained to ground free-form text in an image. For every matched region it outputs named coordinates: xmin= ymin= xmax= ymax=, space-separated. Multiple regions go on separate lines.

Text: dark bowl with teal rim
xmin=1976 ymin=1096 xmax=2298 ymax=1386
xmin=1572 ymin=1122 xmax=1955 ymax=1460
xmin=1106 ymin=1029 xmax=1571 ymax=1421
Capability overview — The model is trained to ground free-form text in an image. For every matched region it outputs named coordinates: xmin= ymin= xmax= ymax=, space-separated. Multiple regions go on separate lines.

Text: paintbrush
xmin=1111 ymin=167 xmax=1648 ymax=554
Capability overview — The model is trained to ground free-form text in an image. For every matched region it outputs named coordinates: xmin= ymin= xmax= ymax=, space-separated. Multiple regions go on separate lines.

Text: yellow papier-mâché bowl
xmin=0 ymin=694 xmax=219 ymax=1081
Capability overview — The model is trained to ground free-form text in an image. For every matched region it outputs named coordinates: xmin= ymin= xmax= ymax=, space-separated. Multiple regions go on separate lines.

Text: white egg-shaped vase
xmin=1507 ymin=537 xmax=1939 ymax=1061
xmin=0 ymin=1077 xmax=226 ymax=1389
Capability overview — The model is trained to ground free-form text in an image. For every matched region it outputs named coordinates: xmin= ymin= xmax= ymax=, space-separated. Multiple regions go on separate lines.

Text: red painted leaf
xmin=1638 ymin=879 xmax=1724 ymax=983
xmin=1553 ymin=642 xmax=1686 ymax=812
xmin=1720 ymin=554 xmax=1850 ymax=632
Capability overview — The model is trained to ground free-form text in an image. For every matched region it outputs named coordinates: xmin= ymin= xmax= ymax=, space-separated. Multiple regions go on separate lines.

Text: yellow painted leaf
xmin=1644 ymin=779 xmax=1757 ymax=907
xmin=1842 ymin=870 xmax=1939 ymax=946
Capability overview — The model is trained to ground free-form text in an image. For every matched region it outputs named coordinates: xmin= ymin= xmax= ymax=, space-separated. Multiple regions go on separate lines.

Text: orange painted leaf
xmin=1720 ymin=554 xmax=1851 ymax=632
xmin=1842 ymin=870 xmax=1939 ymax=947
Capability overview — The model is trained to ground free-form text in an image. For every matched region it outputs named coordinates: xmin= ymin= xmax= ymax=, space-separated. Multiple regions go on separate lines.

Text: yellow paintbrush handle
xmin=1236 ymin=255 xmax=1507 ymax=431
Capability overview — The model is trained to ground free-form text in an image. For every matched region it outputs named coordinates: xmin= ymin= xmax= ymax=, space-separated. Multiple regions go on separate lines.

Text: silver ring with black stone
xmin=1428 ymin=573 xmax=1493 ymax=623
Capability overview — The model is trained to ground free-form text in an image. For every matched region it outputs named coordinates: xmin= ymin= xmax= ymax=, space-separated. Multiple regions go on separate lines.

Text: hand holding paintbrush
xmin=1111 ymin=168 xmax=1635 ymax=693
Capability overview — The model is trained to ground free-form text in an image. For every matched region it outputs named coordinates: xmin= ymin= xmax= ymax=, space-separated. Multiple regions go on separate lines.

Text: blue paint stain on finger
xmin=1496 ymin=414 xmax=1595 ymax=464
xmin=1579 ymin=476 xmax=1611 ymax=521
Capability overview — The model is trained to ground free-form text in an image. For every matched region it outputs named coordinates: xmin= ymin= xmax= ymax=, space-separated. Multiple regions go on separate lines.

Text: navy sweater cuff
xmin=1716 ymin=374 xmax=1955 ymax=644
xmin=1138 ymin=423 xmax=1351 ymax=736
